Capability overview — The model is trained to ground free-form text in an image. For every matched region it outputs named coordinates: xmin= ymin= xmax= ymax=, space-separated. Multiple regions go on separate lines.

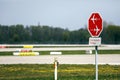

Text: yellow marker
xmin=23 ymin=45 xmax=33 ymax=48
xmin=13 ymin=52 xmax=39 ymax=56
xmin=19 ymin=52 xmax=35 ymax=56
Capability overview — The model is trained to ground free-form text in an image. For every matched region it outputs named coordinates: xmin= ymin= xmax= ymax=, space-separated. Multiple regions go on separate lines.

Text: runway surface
xmin=0 ymin=47 xmax=120 ymax=52
xmin=0 ymin=54 xmax=120 ymax=65
xmin=0 ymin=44 xmax=120 ymax=52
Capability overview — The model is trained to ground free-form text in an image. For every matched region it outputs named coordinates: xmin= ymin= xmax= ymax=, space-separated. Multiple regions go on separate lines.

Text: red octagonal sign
xmin=88 ymin=13 xmax=103 ymax=37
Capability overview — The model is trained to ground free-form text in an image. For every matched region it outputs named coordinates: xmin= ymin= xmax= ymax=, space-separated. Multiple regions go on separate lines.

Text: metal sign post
xmin=54 ymin=57 xmax=58 ymax=80
xmin=88 ymin=12 xmax=103 ymax=80
xmin=95 ymin=46 xmax=98 ymax=80
xmin=50 ymin=52 xmax=61 ymax=80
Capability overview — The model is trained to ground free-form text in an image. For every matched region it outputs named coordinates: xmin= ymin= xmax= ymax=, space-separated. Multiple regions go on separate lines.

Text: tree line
xmin=0 ymin=24 xmax=120 ymax=44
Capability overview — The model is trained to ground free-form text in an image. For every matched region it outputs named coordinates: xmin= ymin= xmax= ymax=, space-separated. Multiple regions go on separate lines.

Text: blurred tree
xmin=0 ymin=24 xmax=119 ymax=44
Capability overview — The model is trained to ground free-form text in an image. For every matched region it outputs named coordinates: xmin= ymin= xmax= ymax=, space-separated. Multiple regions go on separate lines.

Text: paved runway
xmin=0 ymin=54 xmax=120 ymax=65
xmin=0 ymin=44 xmax=120 ymax=52
xmin=0 ymin=47 xmax=120 ymax=52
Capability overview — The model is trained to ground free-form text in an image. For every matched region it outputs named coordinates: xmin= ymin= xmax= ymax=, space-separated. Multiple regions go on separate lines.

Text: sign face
xmin=88 ymin=13 xmax=103 ymax=37
xmin=89 ymin=37 xmax=101 ymax=46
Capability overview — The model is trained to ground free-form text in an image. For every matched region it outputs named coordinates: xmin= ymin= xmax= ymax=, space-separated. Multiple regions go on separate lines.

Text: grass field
xmin=0 ymin=50 xmax=120 ymax=56
xmin=0 ymin=64 xmax=120 ymax=80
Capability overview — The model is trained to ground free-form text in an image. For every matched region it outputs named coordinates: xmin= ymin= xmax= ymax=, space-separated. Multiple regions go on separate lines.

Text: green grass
xmin=0 ymin=50 xmax=120 ymax=56
xmin=93 ymin=50 xmax=120 ymax=54
xmin=39 ymin=50 xmax=85 ymax=55
xmin=0 ymin=52 xmax=13 ymax=56
xmin=0 ymin=51 xmax=85 ymax=56
xmin=0 ymin=64 xmax=120 ymax=80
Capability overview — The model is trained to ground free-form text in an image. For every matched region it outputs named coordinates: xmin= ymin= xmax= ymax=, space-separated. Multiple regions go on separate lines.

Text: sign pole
xmin=54 ymin=57 xmax=58 ymax=80
xmin=55 ymin=61 xmax=57 ymax=80
xmin=88 ymin=12 xmax=102 ymax=80
xmin=95 ymin=46 xmax=98 ymax=80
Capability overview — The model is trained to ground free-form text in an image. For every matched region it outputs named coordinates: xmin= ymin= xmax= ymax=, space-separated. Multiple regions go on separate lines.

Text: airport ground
xmin=0 ymin=44 xmax=120 ymax=80
xmin=0 ymin=64 xmax=120 ymax=80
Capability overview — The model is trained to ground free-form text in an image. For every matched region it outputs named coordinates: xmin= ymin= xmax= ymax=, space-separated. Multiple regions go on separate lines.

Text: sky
xmin=0 ymin=0 xmax=120 ymax=30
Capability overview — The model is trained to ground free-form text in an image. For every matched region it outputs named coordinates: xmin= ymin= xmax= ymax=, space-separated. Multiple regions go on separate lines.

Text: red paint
xmin=88 ymin=13 xmax=103 ymax=37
